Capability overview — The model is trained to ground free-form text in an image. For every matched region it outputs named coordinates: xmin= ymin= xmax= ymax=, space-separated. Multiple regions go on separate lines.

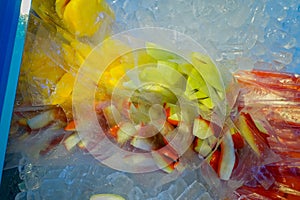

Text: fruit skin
xmin=152 ymin=148 xmax=179 ymax=173
xmin=236 ymin=112 xmax=269 ymax=155
xmin=209 ymin=150 xmax=220 ymax=173
xmin=231 ymin=132 xmax=245 ymax=149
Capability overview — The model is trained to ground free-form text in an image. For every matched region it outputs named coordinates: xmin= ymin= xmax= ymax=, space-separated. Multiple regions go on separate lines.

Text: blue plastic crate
xmin=0 ymin=0 xmax=30 ymax=182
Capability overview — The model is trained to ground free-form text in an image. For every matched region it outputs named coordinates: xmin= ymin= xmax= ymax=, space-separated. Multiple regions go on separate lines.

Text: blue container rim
xmin=0 ymin=0 xmax=30 ymax=182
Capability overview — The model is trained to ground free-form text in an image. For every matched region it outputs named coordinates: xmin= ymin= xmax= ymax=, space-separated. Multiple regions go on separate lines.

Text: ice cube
xmin=106 ymin=172 xmax=134 ymax=196
xmin=176 ymin=181 xmax=207 ymax=200
xmin=26 ymin=189 xmax=41 ymax=200
xmin=135 ymin=9 xmax=155 ymax=27
xmin=167 ymin=178 xmax=188 ymax=199
xmin=266 ymin=2 xmax=287 ymax=21
xmin=39 ymin=179 xmax=68 ymax=200
xmin=128 ymin=186 xmax=146 ymax=200
xmin=15 ymin=192 xmax=27 ymax=200
xmin=252 ymin=166 xmax=275 ymax=190
xmin=24 ymin=171 xmax=41 ymax=190
xmin=157 ymin=190 xmax=174 ymax=200
xmin=198 ymin=192 xmax=213 ymax=200
xmin=227 ymin=4 xmax=251 ymax=28
xmin=272 ymin=51 xmax=293 ymax=65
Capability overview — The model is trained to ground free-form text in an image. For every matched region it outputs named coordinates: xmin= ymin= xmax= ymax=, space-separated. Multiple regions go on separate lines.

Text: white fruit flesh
xmin=218 ymin=130 xmax=235 ymax=180
xmin=63 ymin=133 xmax=81 ymax=151
xmin=27 ymin=110 xmax=56 ymax=130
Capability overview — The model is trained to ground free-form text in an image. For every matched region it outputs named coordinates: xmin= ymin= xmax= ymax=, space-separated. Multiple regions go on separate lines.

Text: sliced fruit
xmin=90 ymin=194 xmax=125 ymax=200
xmin=218 ymin=130 xmax=235 ymax=180
xmin=191 ymin=52 xmax=223 ymax=92
xmin=193 ymin=138 xmax=212 ymax=157
xmin=253 ymin=119 xmax=268 ymax=134
xmin=231 ymin=132 xmax=245 ymax=149
xmin=140 ymin=84 xmax=177 ymax=104
xmin=27 ymin=110 xmax=56 ymax=130
xmin=131 ymin=137 xmax=153 ymax=151
xmin=164 ymin=103 xmax=181 ymax=126
xmin=185 ymin=69 xmax=209 ymax=100
xmin=55 ymin=0 xmax=69 ymax=18
xmin=177 ymin=63 xmax=194 ymax=75
xmin=146 ymin=42 xmax=179 ymax=60
xmin=139 ymin=67 xmax=167 ymax=85
xmin=152 ymin=150 xmax=178 ymax=173
xmin=102 ymin=105 xmax=119 ymax=127
xmin=116 ymin=122 xmax=136 ymax=145
xmin=156 ymin=60 xmax=183 ymax=86
xmin=193 ymin=118 xmax=214 ymax=139
xmin=109 ymin=125 xmax=119 ymax=138
xmin=209 ymin=150 xmax=220 ymax=173
xmin=159 ymin=121 xmax=175 ymax=137
xmin=50 ymin=72 xmax=75 ymax=105
xmin=167 ymin=113 xmax=180 ymax=126
xmin=63 ymin=133 xmax=81 ymax=151
xmin=236 ymin=113 xmax=268 ymax=155
xmin=18 ymin=118 xmax=27 ymax=126
xmin=77 ymin=140 xmax=86 ymax=150
xmin=62 ymin=0 xmax=114 ymax=36
xmin=64 ymin=120 xmax=76 ymax=131
xmin=157 ymin=145 xmax=179 ymax=162
xmin=164 ymin=103 xmax=180 ymax=116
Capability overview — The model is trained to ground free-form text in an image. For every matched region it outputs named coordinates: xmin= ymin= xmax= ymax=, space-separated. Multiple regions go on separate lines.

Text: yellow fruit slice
xmin=50 ymin=72 xmax=75 ymax=105
xmin=55 ymin=0 xmax=70 ymax=18
xmin=62 ymin=0 xmax=114 ymax=36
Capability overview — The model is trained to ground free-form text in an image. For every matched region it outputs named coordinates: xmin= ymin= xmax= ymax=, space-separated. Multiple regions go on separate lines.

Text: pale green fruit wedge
xmin=185 ymin=69 xmax=210 ymax=99
xmin=146 ymin=42 xmax=179 ymax=60
xmin=191 ymin=52 xmax=223 ymax=92
xmin=90 ymin=194 xmax=126 ymax=200
xmin=139 ymin=67 xmax=167 ymax=85
xmin=193 ymin=118 xmax=214 ymax=139
xmin=116 ymin=122 xmax=137 ymax=145
xmin=194 ymin=138 xmax=212 ymax=157
xmin=157 ymin=60 xmax=182 ymax=86
xmin=140 ymin=84 xmax=177 ymax=104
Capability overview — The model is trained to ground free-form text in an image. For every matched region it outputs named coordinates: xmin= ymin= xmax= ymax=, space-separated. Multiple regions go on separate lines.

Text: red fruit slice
xmin=232 ymin=132 xmax=245 ymax=149
xmin=236 ymin=113 xmax=269 ymax=155
xmin=109 ymin=125 xmax=119 ymax=138
xmin=64 ymin=120 xmax=76 ymax=131
xmin=209 ymin=150 xmax=220 ymax=173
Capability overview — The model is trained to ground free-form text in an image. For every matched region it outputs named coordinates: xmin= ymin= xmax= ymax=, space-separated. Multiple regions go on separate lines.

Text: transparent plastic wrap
xmin=5 ymin=0 xmax=115 ymax=168
xmin=5 ymin=0 xmax=300 ymax=199
xmin=233 ymin=70 xmax=300 ymax=199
